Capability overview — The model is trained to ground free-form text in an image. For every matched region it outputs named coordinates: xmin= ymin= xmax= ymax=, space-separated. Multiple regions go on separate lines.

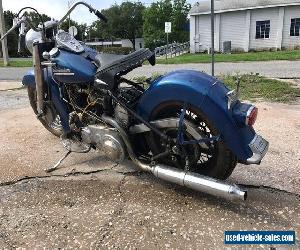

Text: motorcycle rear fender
xmin=22 ymin=69 xmax=71 ymax=133
xmin=136 ymin=70 xmax=256 ymax=163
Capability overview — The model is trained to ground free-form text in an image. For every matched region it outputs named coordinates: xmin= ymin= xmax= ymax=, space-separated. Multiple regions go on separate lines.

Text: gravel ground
xmin=0 ymin=87 xmax=299 ymax=248
xmin=2 ymin=60 xmax=300 ymax=81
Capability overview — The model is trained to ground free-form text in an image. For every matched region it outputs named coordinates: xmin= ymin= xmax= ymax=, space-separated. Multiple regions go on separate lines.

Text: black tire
xmin=27 ymin=86 xmax=63 ymax=137
xmin=146 ymin=102 xmax=237 ymax=180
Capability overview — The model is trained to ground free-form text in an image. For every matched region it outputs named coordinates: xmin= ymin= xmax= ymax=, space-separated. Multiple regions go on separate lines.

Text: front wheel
xmin=27 ymin=86 xmax=63 ymax=137
xmin=146 ymin=102 xmax=237 ymax=180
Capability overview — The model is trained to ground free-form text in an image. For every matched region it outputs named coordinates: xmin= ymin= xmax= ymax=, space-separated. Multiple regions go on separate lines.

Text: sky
xmin=2 ymin=0 xmax=200 ymax=25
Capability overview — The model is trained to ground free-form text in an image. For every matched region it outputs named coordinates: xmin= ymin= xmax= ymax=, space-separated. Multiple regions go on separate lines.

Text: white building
xmin=189 ymin=0 xmax=300 ymax=53
xmin=85 ymin=38 xmax=144 ymax=50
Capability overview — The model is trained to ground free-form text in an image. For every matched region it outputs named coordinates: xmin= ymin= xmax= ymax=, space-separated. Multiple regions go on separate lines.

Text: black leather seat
xmin=94 ymin=53 xmax=126 ymax=67
xmin=95 ymin=49 xmax=155 ymax=91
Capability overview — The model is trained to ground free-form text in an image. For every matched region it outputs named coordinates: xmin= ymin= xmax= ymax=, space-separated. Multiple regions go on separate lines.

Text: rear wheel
xmin=27 ymin=86 xmax=63 ymax=137
xmin=146 ymin=102 xmax=237 ymax=180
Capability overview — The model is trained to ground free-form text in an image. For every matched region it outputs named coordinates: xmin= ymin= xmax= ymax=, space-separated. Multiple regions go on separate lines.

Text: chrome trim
xmin=53 ymin=72 xmax=75 ymax=76
xmin=226 ymin=89 xmax=238 ymax=109
xmin=95 ymin=79 xmax=108 ymax=86
xmin=56 ymin=31 xmax=85 ymax=53
xmin=49 ymin=47 xmax=59 ymax=58
xmin=245 ymin=105 xmax=256 ymax=125
xmin=102 ymin=116 xmax=152 ymax=172
xmin=246 ymin=134 xmax=269 ymax=164
xmin=129 ymin=118 xmax=209 ymax=149
xmin=53 ymin=68 xmax=75 ymax=76
xmin=81 ymin=125 xmax=125 ymax=162
xmin=41 ymin=62 xmax=56 ymax=67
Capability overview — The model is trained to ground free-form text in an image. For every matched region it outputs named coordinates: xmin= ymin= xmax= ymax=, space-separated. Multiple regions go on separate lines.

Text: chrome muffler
xmin=152 ymin=165 xmax=247 ymax=201
xmin=102 ymin=116 xmax=247 ymax=201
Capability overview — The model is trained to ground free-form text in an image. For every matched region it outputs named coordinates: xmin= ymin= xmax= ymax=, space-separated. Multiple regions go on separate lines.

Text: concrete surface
xmin=0 ymin=86 xmax=299 ymax=249
xmin=3 ymin=60 xmax=300 ymax=80
xmin=0 ymin=81 xmax=23 ymax=91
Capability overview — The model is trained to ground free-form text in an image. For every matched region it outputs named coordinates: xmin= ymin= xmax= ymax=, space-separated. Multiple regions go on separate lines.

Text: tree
xmin=143 ymin=0 xmax=173 ymax=49
xmin=2 ymin=10 xmax=18 ymax=57
xmin=143 ymin=0 xmax=190 ymax=49
xmin=24 ymin=11 xmax=51 ymax=27
xmin=171 ymin=0 xmax=191 ymax=42
xmin=89 ymin=2 xmax=145 ymax=50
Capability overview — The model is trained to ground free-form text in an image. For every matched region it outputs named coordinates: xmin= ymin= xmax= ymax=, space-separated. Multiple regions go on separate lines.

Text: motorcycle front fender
xmin=136 ymin=70 xmax=257 ymax=163
xmin=22 ymin=69 xmax=71 ymax=133
xmin=22 ymin=70 xmax=36 ymax=88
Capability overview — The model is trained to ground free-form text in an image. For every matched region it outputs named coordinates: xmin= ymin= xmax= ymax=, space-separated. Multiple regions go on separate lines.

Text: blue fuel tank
xmin=51 ymin=49 xmax=97 ymax=84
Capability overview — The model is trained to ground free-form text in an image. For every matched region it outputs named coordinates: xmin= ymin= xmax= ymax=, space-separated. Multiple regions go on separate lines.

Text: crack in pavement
xmin=239 ymin=183 xmax=300 ymax=199
xmin=0 ymin=87 xmax=26 ymax=92
xmin=0 ymin=165 xmax=299 ymax=199
xmin=0 ymin=164 xmax=121 ymax=187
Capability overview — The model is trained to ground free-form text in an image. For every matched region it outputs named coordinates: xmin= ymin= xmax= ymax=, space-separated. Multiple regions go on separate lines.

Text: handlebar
xmin=58 ymin=1 xmax=108 ymax=26
xmin=94 ymin=10 xmax=108 ymax=23
xmin=0 ymin=17 xmax=24 ymax=41
xmin=0 ymin=1 xmax=107 ymax=42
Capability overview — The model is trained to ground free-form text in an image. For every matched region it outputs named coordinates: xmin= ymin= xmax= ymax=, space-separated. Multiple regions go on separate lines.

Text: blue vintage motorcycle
xmin=1 ymin=2 xmax=269 ymax=201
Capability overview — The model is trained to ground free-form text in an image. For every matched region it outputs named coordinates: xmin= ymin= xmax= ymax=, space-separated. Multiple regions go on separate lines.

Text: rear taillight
xmin=246 ymin=106 xmax=258 ymax=127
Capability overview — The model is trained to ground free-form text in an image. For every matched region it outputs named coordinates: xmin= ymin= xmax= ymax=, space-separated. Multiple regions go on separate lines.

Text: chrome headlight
xmin=25 ymin=29 xmax=42 ymax=54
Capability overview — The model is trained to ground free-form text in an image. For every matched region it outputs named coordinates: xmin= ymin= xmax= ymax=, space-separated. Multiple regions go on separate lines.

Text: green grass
xmin=134 ymin=73 xmax=300 ymax=103
xmin=2 ymin=50 xmax=300 ymax=67
xmin=157 ymin=50 xmax=300 ymax=64
xmin=0 ymin=60 xmax=32 ymax=67
xmin=219 ymin=74 xmax=300 ymax=103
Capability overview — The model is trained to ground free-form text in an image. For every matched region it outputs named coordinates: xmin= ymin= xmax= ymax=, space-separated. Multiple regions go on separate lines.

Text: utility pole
xmin=211 ymin=0 xmax=215 ymax=76
xmin=0 ymin=0 xmax=9 ymax=66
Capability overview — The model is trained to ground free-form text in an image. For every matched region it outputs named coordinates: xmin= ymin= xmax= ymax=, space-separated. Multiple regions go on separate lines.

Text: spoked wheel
xmin=27 ymin=86 xmax=63 ymax=137
xmin=146 ymin=102 xmax=237 ymax=180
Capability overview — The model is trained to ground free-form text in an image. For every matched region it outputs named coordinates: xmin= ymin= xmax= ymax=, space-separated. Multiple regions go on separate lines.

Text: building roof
xmin=190 ymin=0 xmax=300 ymax=15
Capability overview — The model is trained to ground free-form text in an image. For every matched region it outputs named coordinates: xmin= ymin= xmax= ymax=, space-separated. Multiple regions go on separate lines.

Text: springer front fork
xmin=32 ymin=42 xmax=45 ymax=117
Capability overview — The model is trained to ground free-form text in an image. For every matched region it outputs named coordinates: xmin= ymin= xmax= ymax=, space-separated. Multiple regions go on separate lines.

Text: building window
xmin=290 ymin=18 xmax=300 ymax=36
xmin=256 ymin=20 xmax=270 ymax=39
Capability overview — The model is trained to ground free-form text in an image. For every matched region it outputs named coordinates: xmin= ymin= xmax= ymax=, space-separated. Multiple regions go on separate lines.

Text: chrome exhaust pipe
xmin=102 ymin=116 xmax=247 ymax=201
xmin=152 ymin=165 xmax=247 ymax=201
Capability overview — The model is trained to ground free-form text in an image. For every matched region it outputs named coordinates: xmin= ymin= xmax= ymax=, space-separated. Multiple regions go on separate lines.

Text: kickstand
xmin=45 ymin=151 xmax=72 ymax=173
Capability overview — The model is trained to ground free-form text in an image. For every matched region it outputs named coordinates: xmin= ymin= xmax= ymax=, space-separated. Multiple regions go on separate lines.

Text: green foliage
xmin=0 ymin=11 xmax=19 ymax=57
xmin=89 ymin=2 xmax=145 ymax=49
xmin=220 ymin=74 xmax=300 ymax=103
xmin=143 ymin=0 xmax=190 ymax=49
xmin=23 ymin=11 xmax=51 ymax=27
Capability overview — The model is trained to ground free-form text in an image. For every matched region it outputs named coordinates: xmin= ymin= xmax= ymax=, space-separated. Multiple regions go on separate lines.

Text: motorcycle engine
xmin=81 ymin=125 xmax=126 ymax=163
xmin=114 ymin=86 xmax=143 ymax=128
